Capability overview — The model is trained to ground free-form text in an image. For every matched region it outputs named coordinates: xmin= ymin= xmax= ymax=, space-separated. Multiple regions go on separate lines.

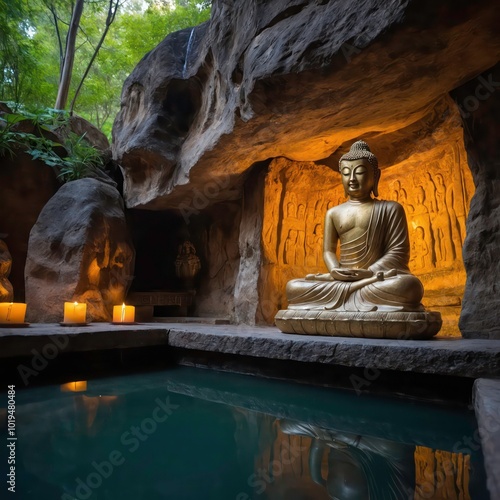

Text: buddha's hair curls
xmin=339 ymin=140 xmax=379 ymax=170
xmin=339 ymin=140 xmax=380 ymax=197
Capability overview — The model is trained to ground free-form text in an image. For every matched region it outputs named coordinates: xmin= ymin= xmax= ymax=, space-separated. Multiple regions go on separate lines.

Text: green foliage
xmin=0 ymin=0 xmax=212 ymax=138
xmin=58 ymin=132 xmax=105 ymax=182
xmin=0 ymin=103 xmax=104 ymax=182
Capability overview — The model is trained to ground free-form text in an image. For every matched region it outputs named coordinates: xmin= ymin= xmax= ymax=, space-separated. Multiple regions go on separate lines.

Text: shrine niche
xmin=258 ymin=103 xmax=474 ymax=336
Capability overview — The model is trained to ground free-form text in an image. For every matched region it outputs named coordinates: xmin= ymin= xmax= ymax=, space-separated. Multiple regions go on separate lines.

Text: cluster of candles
xmin=0 ymin=301 xmax=135 ymax=325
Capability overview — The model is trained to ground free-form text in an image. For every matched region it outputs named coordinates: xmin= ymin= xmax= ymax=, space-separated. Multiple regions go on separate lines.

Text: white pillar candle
xmin=0 ymin=302 xmax=27 ymax=323
xmin=113 ymin=303 xmax=135 ymax=323
xmin=63 ymin=302 xmax=87 ymax=323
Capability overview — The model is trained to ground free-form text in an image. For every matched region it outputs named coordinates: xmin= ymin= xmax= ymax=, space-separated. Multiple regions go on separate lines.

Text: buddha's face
xmin=340 ymin=159 xmax=374 ymax=200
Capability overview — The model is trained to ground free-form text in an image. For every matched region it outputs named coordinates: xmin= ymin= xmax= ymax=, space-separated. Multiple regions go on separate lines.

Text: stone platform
xmin=275 ymin=310 xmax=442 ymax=339
xmin=0 ymin=322 xmax=498 ymax=378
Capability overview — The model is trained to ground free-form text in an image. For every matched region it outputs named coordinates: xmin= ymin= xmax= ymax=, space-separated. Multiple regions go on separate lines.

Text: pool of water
xmin=1 ymin=366 xmax=489 ymax=499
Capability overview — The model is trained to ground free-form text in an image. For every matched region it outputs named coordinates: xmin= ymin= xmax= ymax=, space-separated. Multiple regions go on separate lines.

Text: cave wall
xmin=191 ymin=201 xmax=241 ymax=320
xmin=112 ymin=0 xmax=500 ymax=337
xmin=112 ymin=0 xmax=499 ymax=211
xmin=254 ymin=98 xmax=474 ymax=335
xmin=452 ymin=63 xmax=500 ymax=339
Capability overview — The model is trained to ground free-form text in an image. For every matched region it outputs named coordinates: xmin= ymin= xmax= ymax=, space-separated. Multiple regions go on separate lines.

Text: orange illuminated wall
xmin=258 ymin=108 xmax=474 ymax=336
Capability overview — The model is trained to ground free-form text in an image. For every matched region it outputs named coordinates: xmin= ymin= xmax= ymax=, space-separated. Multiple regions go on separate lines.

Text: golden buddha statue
xmin=275 ymin=141 xmax=441 ymax=338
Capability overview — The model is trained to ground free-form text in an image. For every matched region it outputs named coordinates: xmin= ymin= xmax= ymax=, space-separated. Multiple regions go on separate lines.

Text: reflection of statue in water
xmin=280 ymin=420 xmax=415 ymax=500
xmin=286 ymin=141 xmax=424 ymax=313
xmin=175 ymin=240 xmax=201 ymax=289
xmin=275 ymin=141 xmax=441 ymax=338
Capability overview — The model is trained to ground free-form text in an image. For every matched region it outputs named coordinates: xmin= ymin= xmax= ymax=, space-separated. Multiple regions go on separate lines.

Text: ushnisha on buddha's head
xmin=338 ymin=141 xmax=381 ymax=199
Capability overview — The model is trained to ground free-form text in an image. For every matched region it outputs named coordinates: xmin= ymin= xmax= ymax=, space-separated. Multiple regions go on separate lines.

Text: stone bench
xmin=126 ymin=290 xmax=195 ymax=321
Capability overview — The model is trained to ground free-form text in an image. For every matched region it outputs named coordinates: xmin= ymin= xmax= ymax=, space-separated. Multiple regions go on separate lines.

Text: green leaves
xmin=0 ymin=103 xmax=104 ymax=182
xmin=0 ymin=0 xmax=211 ymax=137
xmin=58 ymin=131 xmax=105 ymax=181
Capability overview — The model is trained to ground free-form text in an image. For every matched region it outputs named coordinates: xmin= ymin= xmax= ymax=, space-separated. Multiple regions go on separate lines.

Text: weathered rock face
xmin=25 ymin=178 xmax=135 ymax=322
xmin=113 ymin=0 xmax=499 ymax=211
xmin=452 ymin=64 xmax=500 ymax=339
xmin=0 ymin=240 xmax=13 ymax=301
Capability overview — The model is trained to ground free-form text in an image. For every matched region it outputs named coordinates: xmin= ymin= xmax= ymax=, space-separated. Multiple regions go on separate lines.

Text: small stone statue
xmin=0 ymin=239 xmax=14 ymax=301
xmin=275 ymin=141 xmax=441 ymax=338
xmin=175 ymin=240 xmax=201 ymax=289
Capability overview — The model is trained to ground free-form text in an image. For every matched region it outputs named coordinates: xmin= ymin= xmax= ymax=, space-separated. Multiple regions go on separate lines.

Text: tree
xmin=53 ymin=0 xmax=122 ymax=111
xmin=54 ymin=0 xmax=85 ymax=109
xmin=1 ymin=0 xmax=211 ymax=136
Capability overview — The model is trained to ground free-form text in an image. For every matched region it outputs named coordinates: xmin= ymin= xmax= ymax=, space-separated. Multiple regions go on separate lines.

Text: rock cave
xmin=112 ymin=0 xmax=499 ymax=339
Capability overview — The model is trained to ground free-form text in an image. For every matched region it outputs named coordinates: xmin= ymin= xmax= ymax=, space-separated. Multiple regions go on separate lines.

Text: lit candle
xmin=60 ymin=380 xmax=88 ymax=392
xmin=0 ymin=302 xmax=27 ymax=324
xmin=113 ymin=303 xmax=135 ymax=323
xmin=63 ymin=302 xmax=87 ymax=323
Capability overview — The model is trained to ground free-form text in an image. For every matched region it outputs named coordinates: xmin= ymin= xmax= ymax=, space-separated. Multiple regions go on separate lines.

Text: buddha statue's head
xmin=339 ymin=140 xmax=380 ymax=198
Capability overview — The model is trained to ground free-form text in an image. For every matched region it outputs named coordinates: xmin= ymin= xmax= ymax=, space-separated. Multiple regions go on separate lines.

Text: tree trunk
xmin=54 ymin=0 xmax=84 ymax=110
xmin=69 ymin=0 xmax=120 ymax=114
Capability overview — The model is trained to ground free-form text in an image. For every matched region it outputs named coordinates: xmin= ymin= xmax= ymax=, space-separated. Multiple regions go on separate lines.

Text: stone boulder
xmin=25 ymin=178 xmax=135 ymax=322
xmin=0 ymin=240 xmax=13 ymax=301
xmin=112 ymin=0 xmax=500 ymax=210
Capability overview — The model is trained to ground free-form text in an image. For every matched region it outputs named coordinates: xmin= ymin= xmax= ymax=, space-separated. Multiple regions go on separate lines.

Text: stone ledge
xmin=0 ymin=322 xmax=499 ymax=378
xmin=0 ymin=323 xmax=168 ymax=358
xmin=166 ymin=324 xmax=500 ymax=378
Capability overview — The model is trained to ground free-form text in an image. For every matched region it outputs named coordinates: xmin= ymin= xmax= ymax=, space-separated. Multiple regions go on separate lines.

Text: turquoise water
xmin=1 ymin=367 xmax=489 ymax=499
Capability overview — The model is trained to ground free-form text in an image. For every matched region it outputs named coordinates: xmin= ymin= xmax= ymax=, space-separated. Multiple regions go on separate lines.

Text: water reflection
xmin=280 ymin=420 xmax=415 ymax=499
xmin=1 ymin=367 xmax=488 ymax=499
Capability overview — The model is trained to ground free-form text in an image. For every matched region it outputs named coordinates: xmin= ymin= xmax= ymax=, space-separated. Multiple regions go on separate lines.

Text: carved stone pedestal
xmin=274 ymin=310 xmax=442 ymax=339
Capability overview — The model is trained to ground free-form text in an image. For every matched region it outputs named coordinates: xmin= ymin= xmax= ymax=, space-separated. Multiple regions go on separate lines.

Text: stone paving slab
xmin=1 ymin=322 xmax=500 ymax=378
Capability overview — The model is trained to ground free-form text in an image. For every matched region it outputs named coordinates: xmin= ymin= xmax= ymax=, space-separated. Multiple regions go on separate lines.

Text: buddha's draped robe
xmin=286 ymin=200 xmax=424 ymax=312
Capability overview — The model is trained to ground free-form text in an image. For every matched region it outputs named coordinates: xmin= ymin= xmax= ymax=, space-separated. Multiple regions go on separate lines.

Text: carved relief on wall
xmin=261 ymin=158 xmax=343 ymax=319
xmin=264 ymin=159 xmax=343 ymax=272
xmin=381 ymin=140 xmax=474 ymax=275
xmin=260 ymin=136 xmax=475 ymax=334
